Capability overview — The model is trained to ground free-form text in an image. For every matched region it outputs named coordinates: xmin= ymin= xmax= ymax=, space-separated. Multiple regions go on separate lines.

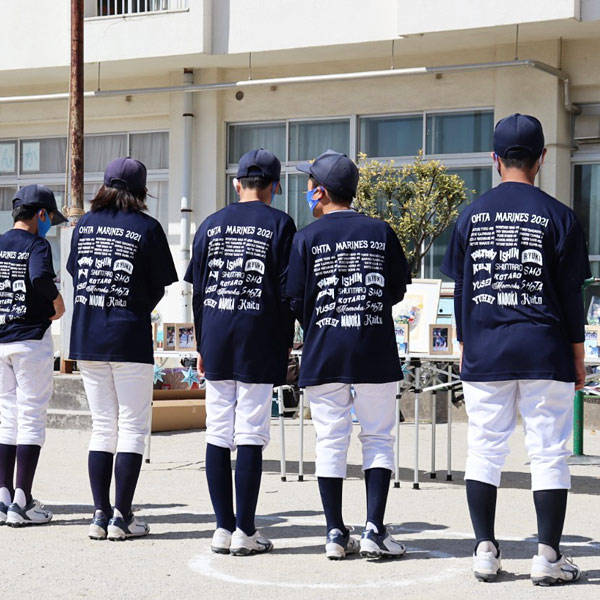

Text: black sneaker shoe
xmin=88 ymin=510 xmax=110 ymax=540
xmin=325 ymin=528 xmax=360 ymax=560
xmin=360 ymin=526 xmax=406 ymax=559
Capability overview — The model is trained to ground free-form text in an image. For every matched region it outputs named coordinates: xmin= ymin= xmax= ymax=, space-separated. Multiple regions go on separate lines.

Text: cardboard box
xmin=151 ymin=398 xmax=206 ymax=432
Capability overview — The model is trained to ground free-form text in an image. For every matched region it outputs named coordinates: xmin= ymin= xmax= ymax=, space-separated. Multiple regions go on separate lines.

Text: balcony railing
xmin=94 ymin=0 xmax=188 ymax=17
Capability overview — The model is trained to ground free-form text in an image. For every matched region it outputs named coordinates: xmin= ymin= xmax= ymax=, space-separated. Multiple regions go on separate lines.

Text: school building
xmin=2 ymin=0 xmax=600 ymax=339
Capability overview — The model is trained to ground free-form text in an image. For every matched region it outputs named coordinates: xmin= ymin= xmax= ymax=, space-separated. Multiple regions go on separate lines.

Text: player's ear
xmin=539 ymin=148 xmax=547 ymax=166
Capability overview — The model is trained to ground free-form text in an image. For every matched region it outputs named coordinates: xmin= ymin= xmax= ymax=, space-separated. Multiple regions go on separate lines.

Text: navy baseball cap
xmin=104 ymin=157 xmax=147 ymax=194
xmin=493 ymin=113 xmax=545 ymax=159
xmin=297 ymin=150 xmax=359 ymax=198
xmin=13 ymin=185 xmax=67 ymax=225
xmin=237 ymin=148 xmax=282 ymax=192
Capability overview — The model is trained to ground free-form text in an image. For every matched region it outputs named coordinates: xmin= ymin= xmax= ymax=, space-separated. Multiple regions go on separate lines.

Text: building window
xmin=573 ymin=162 xmax=600 ymax=277
xmin=0 ymin=131 xmax=169 ymax=275
xmin=227 ymin=111 xmax=494 ymax=279
xmin=91 ymin=1 xmax=187 ymax=18
xmin=359 ymin=115 xmax=422 ymax=158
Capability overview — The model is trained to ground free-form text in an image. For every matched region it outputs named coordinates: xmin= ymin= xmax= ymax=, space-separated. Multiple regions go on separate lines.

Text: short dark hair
xmin=12 ymin=205 xmax=40 ymax=223
xmin=239 ymin=176 xmax=273 ymax=191
xmin=90 ymin=185 xmax=148 ymax=213
xmin=308 ymin=175 xmax=353 ymax=206
xmin=499 ymin=154 xmax=539 ymax=171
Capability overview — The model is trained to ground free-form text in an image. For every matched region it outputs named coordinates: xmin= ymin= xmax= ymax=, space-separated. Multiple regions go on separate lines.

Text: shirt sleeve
xmin=277 ymin=218 xmax=298 ymax=348
xmin=285 ymin=232 xmax=307 ymax=327
xmin=146 ymin=223 xmax=179 ymax=310
xmin=66 ymin=222 xmax=81 ymax=278
xmin=187 ymin=228 xmax=206 ymax=348
xmin=440 ymin=222 xmax=465 ymax=341
xmin=29 ymin=238 xmax=57 ymax=283
xmin=556 ymin=218 xmax=592 ymax=343
xmin=385 ymin=224 xmax=411 ymax=305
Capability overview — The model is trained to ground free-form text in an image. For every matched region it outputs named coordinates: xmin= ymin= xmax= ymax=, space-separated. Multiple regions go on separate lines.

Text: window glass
xmin=425 ymin=167 xmax=493 ymax=280
xmin=0 ymin=141 xmax=17 ymax=175
xmin=146 ymin=181 xmax=170 ymax=227
xmin=359 ymin=116 xmax=423 ymax=158
xmin=289 ymin=120 xmax=350 ymax=162
xmin=288 ymin=174 xmax=315 ymax=230
xmin=0 ymin=186 xmax=17 ymax=234
xmin=84 ymin=134 xmax=127 ymax=172
xmin=19 ymin=138 xmax=67 ymax=174
xmin=228 ymin=123 xmax=286 ymax=165
xmin=130 ymin=132 xmax=169 ymax=169
xmin=426 ymin=111 xmax=493 ymax=155
xmin=574 ymin=163 xmax=600 ymax=257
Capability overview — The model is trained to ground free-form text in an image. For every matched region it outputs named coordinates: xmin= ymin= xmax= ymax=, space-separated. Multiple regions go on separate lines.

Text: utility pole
xmin=69 ymin=0 xmax=84 ymax=221
xmin=60 ymin=0 xmax=84 ymax=373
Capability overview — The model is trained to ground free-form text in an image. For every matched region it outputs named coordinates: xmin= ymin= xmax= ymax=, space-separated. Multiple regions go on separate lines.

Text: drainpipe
xmin=0 ymin=59 xmax=581 ymax=114
xmin=180 ymin=68 xmax=194 ymax=322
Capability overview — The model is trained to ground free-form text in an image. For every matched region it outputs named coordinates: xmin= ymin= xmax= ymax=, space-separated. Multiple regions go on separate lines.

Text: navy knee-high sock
xmin=206 ymin=443 xmax=235 ymax=532
xmin=15 ymin=444 xmax=41 ymax=505
xmin=317 ymin=477 xmax=346 ymax=535
xmin=534 ymin=489 xmax=568 ymax=555
xmin=0 ymin=443 xmax=17 ymax=498
xmin=365 ymin=467 xmax=391 ymax=534
xmin=88 ymin=451 xmax=114 ymax=516
xmin=114 ymin=452 xmax=143 ymax=518
xmin=235 ymin=445 xmax=263 ymax=536
xmin=466 ymin=479 xmax=498 ymax=550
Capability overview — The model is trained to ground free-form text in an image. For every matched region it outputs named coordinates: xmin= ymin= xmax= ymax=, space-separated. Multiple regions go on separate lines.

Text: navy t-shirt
xmin=286 ymin=210 xmax=410 ymax=387
xmin=67 ymin=209 xmax=178 ymax=364
xmin=0 ymin=229 xmax=58 ymax=343
xmin=184 ymin=201 xmax=297 ymax=385
xmin=441 ymin=182 xmax=591 ymax=382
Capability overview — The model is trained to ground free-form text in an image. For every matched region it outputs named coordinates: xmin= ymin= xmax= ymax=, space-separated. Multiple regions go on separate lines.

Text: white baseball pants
xmin=205 ymin=380 xmax=272 ymax=450
xmin=79 ymin=361 xmax=154 ymax=456
xmin=0 ymin=329 xmax=53 ymax=447
xmin=306 ymin=382 xmax=397 ymax=478
xmin=463 ymin=379 xmax=574 ymax=490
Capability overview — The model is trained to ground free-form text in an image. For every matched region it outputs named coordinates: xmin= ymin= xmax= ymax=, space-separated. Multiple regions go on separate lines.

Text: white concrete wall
xmin=398 ymin=0 xmax=580 ymax=35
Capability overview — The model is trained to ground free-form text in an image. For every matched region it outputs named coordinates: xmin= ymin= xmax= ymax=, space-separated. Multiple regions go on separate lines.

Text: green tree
xmin=355 ymin=152 xmax=470 ymax=277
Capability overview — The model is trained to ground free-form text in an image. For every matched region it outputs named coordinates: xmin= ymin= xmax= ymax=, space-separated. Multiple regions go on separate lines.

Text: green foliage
xmin=355 ymin=152 xmax=470 ymax=276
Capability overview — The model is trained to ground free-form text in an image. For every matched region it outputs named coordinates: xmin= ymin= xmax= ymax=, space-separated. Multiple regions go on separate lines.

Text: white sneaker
xmin=88 ymin=510 xmax=110 ymax=541
xmin=473 ymin=548 xmax=502 ymax=582
xmin=230 ymin=528 xmax=273 ymax=556
xmin=6 ymin=499 xmax=53 ymax=527
xmin=211 ymin=527 xmax=233 ymax=554
xmin=0 ymin=502 xmax=8 ymax=525
xmin=360 ymin=527 xmax=406 ymax=559
xmin=107 ymin=508 xmax=149 ymax=541
xmin=531 ymin=554 xmax=581 ymax=586
xmin=325 ymin=528 xmax=360 ymax=560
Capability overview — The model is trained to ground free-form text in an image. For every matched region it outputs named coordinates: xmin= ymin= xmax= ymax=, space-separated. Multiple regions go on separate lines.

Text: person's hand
xmin=572 ymin=343 xmax=585 ymax=391
xmin=50 ymin=293 xmax=65 ymax=321
xmin=197 ymin=353 xmax=205 ymax=376
xmin=288 ymin=347 xmax=292 ymax=358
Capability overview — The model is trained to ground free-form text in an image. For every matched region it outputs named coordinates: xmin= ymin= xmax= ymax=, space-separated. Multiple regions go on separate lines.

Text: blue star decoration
xmin=181 ymin=367 xmax=201 ymax=388
xmin=153 ymin=364 xmax=165 ymax=385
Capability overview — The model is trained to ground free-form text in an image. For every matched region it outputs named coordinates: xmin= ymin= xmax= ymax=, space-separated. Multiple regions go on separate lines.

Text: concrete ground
xmin=2 ymin=421 xmax=600 ymax=600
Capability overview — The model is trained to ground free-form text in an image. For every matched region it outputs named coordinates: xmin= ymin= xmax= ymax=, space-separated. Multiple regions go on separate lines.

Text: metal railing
xmin=95 ymin=0 xmax=187 ymax=17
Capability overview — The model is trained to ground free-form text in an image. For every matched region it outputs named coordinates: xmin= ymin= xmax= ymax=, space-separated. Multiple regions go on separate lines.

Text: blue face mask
xmin=272 ymin=182 xmax=279 ymax=204
xmin=37 ymin=210 xmax=52 ymax=238
xmin=306 ymin=187 xmax=322 ymax=214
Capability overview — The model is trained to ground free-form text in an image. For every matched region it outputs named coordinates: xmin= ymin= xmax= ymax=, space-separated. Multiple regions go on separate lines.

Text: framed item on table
xmin=584 ymin=325 xmax=600 ymax=358
xmin=393 ymin=279 xmax=442 ymax=353
xmin=429 ymin=323 xmax=453 ymax=356
xmin=395 ymin=323 xmax=409 ymax=355
xmin=163 ymin=323 xmax=177 ymax=351
xmin=175 ymin=323 xmax=196 ymax=351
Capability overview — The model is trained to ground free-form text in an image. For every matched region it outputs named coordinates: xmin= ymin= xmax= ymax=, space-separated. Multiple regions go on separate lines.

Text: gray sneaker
xmin=6 ymin=499 xmax=53 ymax=527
